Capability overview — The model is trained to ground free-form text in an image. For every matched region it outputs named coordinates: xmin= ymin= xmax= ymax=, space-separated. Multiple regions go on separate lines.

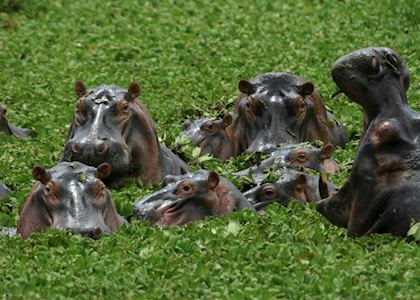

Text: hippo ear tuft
xmin=32 ymin=166 xmax=51 ymax=185
xmin=183 ymin=120 xmax=191 ymax=130
xmin=298 ymin=82 xmax=314 ymax=96
xmin=96 ymin=163 xmax=112 ymax=179
xmin=320 ymin=143 xmax=334 ymax=160
xmin=75 ymin=80 xmax=87 ymax=97
xmin=238 ymin=80 xmax=256 ymax=95
xmin=207 ymin=171 xmax=220 ymax=189
xmin=222 ymin=114 xmax=233 ymax=127
xmin=128 ymin=82 xmax=141 ymax=100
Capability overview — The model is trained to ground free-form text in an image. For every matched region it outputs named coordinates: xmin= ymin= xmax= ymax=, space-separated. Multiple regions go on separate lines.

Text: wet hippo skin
xmin=17 ymin=162 xmax=127 ymax=239
xmin=62 ymin=81 xmax=189 ymax=186
xmin=132 ymin=170 xmax=254 ymax=226
xmin=317 ymin=47 xmax=420 ymax=237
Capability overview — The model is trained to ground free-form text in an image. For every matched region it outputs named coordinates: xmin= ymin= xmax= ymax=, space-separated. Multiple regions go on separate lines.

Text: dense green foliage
xmin=0 ymin=0 xmax=419 ymax=298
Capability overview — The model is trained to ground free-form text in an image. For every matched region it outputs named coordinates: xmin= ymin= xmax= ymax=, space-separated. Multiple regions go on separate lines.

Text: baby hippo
xmin=236 ymin=143 xmax=339 ymax=176
xmin=17 ymin=162 xmax=126 ymax=239
xmin=0 ymin=104 xmax=33 ymax=138
xmin=244 ymin=169 xmax=335 ymax=211
xmin=177 ymin=115 xmax=240 ymax=161
xmin=133 ymin=170 xmax=254 ymax=226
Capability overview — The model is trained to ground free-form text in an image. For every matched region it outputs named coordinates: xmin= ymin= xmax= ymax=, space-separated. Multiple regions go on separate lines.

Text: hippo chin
xmin=317 ymin=47 xmax=420 ymax=237
xmin=243 ymin=168 xmax=335 ymax=211
xmin=231 ymin=72 xmax=348 ymax=153
xmin=132 ymin=170 xmax=254 ymax=226
xmin=17 ymin=161 xmax=127 ymax=239
xmin=0 ymin=104 xmax=33 ymax=138
xmin=62 ymin=81 xmax=189 ymax=186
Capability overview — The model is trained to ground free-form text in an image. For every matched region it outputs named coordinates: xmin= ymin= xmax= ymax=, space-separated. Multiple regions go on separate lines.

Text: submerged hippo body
xmin=0 ymin=104 xmax=33 ymax=138
xmin=0 ymin=183 xmax=12 ymax=199
xmin=236 ymin=143 xmax=339 ymax=176
xmin=244 ymin=168 xmax=335 ymax=211
xmin=177 ymin=115 xmax=240 ymax=161
xmin=231 ymin=73 xmax=348 ymax=153
xmin=62 ymin=82 xmax=189 ymax=186
xmin=133 ymin=170 xmax=254 ymax=226
xmin=17 ymin=162 xmax=127 ymax=239
xmin=317 ymin=47 xmax=420 ymax=237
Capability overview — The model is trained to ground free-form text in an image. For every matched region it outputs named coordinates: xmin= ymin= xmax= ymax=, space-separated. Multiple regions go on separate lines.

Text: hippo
xmin=231 ymin=73 xmax=348 ymax=153
xmin=0 ymin=104 xmax=33 ymax=138
xmin=236 ymin=143 xmax=339 ymax=176
xmin=132 ymin=170 xmax=254 ymax=226
xmin=0 ymin=183 xmax=12 ymax=200
xmin=176 ymin=115 xmax=240 ymax=161
xmin=244 ymin=168 xmax=335 ymax=211
xmin=317 ymin=47 xmax=420 ymax=237
xmin=17 ymin=161 xmax=127 ymax=239
xmin=62 ymin=81 xmax=189 ymax=186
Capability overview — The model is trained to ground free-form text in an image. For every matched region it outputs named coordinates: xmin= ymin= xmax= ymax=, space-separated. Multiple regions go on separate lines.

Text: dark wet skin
xmin=132 ymin=170 xmax=254 ymax=226
xmin=0 ymin=104 xmax=33 ymax=138
xmin=17 ymin=161 xmax=127 ymax=239
xmin=231 ymin=73 xmax=348 ymax=153
xmin=317 ymin=47 xmax=420 ymax=237
xmin=244 ymin=168 xmax=335 ymax=211
xmin=62 ymin=81 xmax=189 ymax=186
xmin=236 ymin=143 xmax=339 ymax=176
xmin=177 ymin=115 xmax=240 ymax=161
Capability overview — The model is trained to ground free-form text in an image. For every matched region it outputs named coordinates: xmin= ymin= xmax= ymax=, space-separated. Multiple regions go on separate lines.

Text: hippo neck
xmin=364 ymin=82 xmax=407 ymax=124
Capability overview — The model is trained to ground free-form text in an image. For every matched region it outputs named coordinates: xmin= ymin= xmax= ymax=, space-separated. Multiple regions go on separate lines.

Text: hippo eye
xmin=296 ymin=152 xmax=307 ymax=161
xmin=262 ymin=186 xmax=277 ymax=200
xmin=123 ymin=103 xmax=129 ymax=112
xmin=45 ymin=185 xmax=52 ymax=194
xmin=203 ymin=122 xmax=214 ymax=132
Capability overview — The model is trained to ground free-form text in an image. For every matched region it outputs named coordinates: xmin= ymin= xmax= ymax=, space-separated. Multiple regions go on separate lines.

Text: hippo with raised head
xmin=236 ymin=143 xmax=339 ymax=176
xmin=0 ymin=104 xmax=33 ymax=138
xmin=62 ymin=81 xmax=189 ymax=186
xmin=244 ymin=168 xmax=335 ymax=211
xmin=0 ymin=183 xmax=12 ymax=200
xmin=133 ymin=170 xmax=254 ymax=226
xmin=176 ymin=115 xmax=240 ymax=161
xmin=231 ymin=73 xmax=348 ymax=153
xmin=17 ymin=161 xmax=127 ymax=239
xmin=317 ymin=47 xmax=420 ymax=237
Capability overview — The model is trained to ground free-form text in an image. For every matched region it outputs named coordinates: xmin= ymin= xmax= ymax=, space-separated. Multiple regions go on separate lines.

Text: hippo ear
xmin=32 ymin=166 xmax=51 ymax=185
xmin=298 ymin=82 xmax=314 ymax=96
xmin=222 ymin=114 xmax=233 ymax=128
xmin=17 ymin=183 xmax=52 ymax=239
xmin=238 ymin=80 xmax=256 ymax=95
xmin=294 ymin=174 xmax=309 ymax=203
xmin=127 ymin=82 xmax=141 ymax=100
xmin=96 ymin=163 xmax=112 ymax=179
xmin=75 ymin=80 xmax=87 ymax=97
xmin=103 ymin=197 xmax=122 ymax=232
xmin=183 ymin=120 xmax=191 ymax=130
xmin=207 ymin=171 xmax=220 ymax=190
xmin=320 ymin=144 xmax=334 ymax=160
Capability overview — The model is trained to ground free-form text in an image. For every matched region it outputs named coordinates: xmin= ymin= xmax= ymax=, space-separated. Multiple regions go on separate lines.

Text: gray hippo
xmin=231 ymin=73 xmax=348 ymax=153
xmin=133 ymin=170 xmax=254 ymax=226
xmin=317 ymin=47 xmax=420 ymax=237
xmin=62 ymin=81 xmax=189 ymax=186
xmin=17 ymin=161 xmax=127 ymax=239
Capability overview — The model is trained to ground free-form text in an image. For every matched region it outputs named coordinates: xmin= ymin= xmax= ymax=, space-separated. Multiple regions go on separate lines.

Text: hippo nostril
xmin=98 ymin=143 xmax=107 ymax=155
xmin=71 ymin=142 xmax=79 ymax=153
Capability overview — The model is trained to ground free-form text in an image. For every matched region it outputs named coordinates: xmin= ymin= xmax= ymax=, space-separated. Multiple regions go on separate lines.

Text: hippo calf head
xmin=178 ymin=115 xmax=238 ymax=161
xmin=133 ymin=170 xmax=253 ymax=226
xmin=17 ymin=162 xmax=124 ymax=239
xmin=232 ymin=73 xmax=332 ymax=151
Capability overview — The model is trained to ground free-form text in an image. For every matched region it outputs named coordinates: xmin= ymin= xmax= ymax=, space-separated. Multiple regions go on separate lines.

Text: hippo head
xmin=133 ymin=170 xmax=252 ymax=226
xmin=17 ymin=162 xmax=123 ymax=239
xmin=331 ymin=47 xmax=409 ymax=121
xmin=232 ymin=73 xmax=330 ymax=152
xmin=244 ymin=171 xmax=321 ymax=211
xmin=178 ymin=115 xmax=237 ymax=161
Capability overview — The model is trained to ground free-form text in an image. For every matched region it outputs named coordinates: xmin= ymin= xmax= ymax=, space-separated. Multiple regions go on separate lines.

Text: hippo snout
xmin=67 ymin=226 xmax=111 ymax=239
